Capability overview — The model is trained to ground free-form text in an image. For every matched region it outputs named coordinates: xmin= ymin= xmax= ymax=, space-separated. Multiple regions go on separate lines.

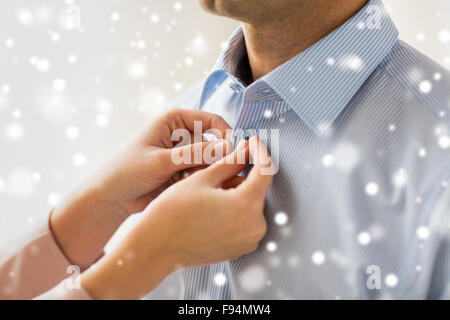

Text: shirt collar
xmin=208 ymin=0 xmax=399 ymax=135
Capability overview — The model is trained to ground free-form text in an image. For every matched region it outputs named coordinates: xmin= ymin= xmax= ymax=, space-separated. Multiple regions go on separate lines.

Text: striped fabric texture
xmin=174 ymin=0 xmax=450 ymax=299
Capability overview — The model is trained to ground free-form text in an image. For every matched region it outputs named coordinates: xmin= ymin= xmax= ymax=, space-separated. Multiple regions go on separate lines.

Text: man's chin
xmin=198 ymin=0 xmax=248 ymax=19
xmin=198 ymin=0 xmax=219 ymax=14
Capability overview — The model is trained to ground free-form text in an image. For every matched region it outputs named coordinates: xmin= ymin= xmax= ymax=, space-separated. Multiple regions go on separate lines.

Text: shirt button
xmin=229 ymin=82 xmax=243 ymax=93
xmin=240 ymin=129 xmax=257 ymax=141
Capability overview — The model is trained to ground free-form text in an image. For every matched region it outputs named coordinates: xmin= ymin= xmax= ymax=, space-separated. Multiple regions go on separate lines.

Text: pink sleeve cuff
xmin=0 ymin=216 xmax=91 ymax=300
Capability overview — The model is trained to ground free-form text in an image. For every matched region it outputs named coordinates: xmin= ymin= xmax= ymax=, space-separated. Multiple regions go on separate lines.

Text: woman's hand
xmin=50 ymin=109 xmax=231 ymax=269
xmin=82 ymin=108 xmax=232 ymax=214
xmin=81 ymin=137 xmax=275 ymax=299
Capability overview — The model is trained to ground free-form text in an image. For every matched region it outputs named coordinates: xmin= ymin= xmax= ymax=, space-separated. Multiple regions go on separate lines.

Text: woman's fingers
xmin=222 ymin=176 xmax=246 ymax=189
xmin=187 ymin=137 xmax=275 ymax=195
xmin=165 ymin=108 xmax=232 ymax=140
xmin=196 ymin=140 xmax=249 ymax=187
xmin=167 ymin=139 xmax=232 ymax=171
xmin=165 ymin=136 xmax=275 ymax=200
xmin=238 ymin=136 xmax=275 ymax=197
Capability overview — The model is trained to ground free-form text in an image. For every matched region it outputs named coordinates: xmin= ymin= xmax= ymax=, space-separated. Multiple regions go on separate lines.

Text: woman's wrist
xmin=50 ymin=184 xmax=130 ymax=270
xmin=81 ymin=233 xmax=178 ymax=300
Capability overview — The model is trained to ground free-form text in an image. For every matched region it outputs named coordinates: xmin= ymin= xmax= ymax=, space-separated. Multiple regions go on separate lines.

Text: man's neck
xmin=242 ymin=0 xmax=369 ymax=81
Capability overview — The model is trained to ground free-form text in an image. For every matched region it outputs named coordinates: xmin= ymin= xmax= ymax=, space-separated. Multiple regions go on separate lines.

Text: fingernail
xmin=210 ymin=139 xmax=225 ymax=148
xmin=236 ymin=139 xmax=248 ymax=151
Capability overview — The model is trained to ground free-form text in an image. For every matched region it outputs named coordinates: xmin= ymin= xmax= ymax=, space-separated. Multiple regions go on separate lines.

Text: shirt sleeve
xmin=0 ymin=215 xmax=92 ymax=300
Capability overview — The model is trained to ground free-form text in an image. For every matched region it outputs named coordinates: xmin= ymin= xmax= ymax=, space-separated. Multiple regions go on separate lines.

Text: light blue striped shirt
xmin=173 ymin=0 xmax=450 ymax=299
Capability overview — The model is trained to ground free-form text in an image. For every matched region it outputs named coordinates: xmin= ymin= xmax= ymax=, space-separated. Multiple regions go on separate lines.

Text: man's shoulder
xmin=169 ymin=79 xmax=206 ymax=110
xmin=379 ymin=39 xmax=450 ymax=124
